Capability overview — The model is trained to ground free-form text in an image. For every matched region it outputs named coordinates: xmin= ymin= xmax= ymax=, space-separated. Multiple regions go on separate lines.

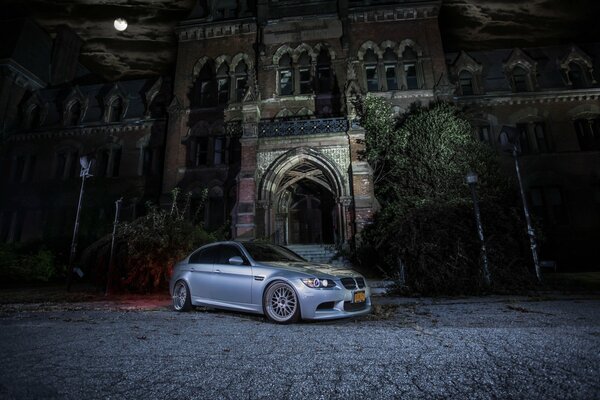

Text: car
xmin=169 ymin=241 xmax=371 ymax=323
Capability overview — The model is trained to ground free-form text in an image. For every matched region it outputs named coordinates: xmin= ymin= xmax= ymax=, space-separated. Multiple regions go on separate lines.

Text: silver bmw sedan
xmin=169 ymin=241 xmax=371 ymax=323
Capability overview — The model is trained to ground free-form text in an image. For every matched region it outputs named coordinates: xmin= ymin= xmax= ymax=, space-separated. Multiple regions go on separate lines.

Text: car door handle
xmin=215 ymin=269 xmax=221 ymax=273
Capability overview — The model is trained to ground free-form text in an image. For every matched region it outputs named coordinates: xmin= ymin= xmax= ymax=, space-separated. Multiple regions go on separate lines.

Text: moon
xmin=114 ymin=18 xmax=128 ymax=32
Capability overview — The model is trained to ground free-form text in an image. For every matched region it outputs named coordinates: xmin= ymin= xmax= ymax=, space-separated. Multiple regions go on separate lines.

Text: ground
xmin=0 ymin=295 xmax=599 ymax=399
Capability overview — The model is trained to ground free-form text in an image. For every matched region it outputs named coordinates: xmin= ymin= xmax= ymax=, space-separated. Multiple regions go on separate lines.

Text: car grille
xmin=344 ymin=301 xmax=368 ymax=312
xmin=340 ymin=277 xmax=357 ymax=289
xmin=340 ymin=277 xmax=366 ymax=290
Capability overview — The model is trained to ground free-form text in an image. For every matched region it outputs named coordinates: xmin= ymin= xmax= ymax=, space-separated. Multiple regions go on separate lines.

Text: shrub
xmin=0 ymin=244 xmax=62 ymax=283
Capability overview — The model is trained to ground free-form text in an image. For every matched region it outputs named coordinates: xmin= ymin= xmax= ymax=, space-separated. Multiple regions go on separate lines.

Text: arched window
xmin=234 ymin=61 xmax=248 ymax=102
xmin=512 ymin=66 xmax=529 ymax=92
xmin=109 ymin=97 xmax=123 ymax=122
xmin=364 ymin=49 xmax=379 ymax=92
xmin=68 ymin=101 xmax=82 ymax=126
xmin=568 ymin=62 xmax=587 ymax=88
xmin=459 ymin=70 xmax=474 ymax=96
xmin=279 ymin=53 xmax=293 ymax=96
xmin=216 ymin=63 xmax=230 ymax=105
xmin=402 ymin=47 xmax=418 ymax=90
xmin=316 ymin=49 xmax=332 ymax=94
xmin=298 ymin=52 xmax=312 ymax=94
xmin=383 ymin=48 xmax=398 ymax=91
xmin=29 ymin=104 xmax=41 ymax=129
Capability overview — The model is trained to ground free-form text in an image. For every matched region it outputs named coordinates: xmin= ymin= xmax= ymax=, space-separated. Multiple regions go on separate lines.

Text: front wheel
xmin=263 ymin=281 xmax=300 ymax=324
xmin=172 ymin=280 xmax=192 ymax=312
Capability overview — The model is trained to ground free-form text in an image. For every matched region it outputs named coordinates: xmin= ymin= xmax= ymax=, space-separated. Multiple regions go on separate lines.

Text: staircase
xmin=285 ymin=244 xmax=351 ymax=267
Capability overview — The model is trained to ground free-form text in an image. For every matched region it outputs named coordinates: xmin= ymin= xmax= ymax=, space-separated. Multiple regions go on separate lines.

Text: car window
xmin=215 ymin=244 xmax=246 ymax=265
xmin=242 ymin=243 xmax=305 ymax=262
xmin=189 ymin=246 xmax=218 ymax=264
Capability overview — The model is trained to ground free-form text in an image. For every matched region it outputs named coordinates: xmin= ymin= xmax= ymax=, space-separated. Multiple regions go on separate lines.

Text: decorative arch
xmin=192 ymin=56 xmax=212 ymax=78
xmin=214 ymin=55 xmax=231 ymax=73
xmin=296 ymin=107 xmax=313 ymax=117
xmin=398 ymin=39 xmax=423 ymax=57
xmin=357 ymin=40 xmax=382 ymax=60
xmin=273 ymin=44 xmax=294 ymax=65
xmin=276 ymin=108 xmax=294 ymax=118
xmin=380 ymin=40 xmax=397 ymax=53
xmin=292 ymin=43 xmax=315 ymax=63
xmin=313 ymin=42 xmax=336 ymax=60
xmin=231 ymin=52 xmax=253 ymax=71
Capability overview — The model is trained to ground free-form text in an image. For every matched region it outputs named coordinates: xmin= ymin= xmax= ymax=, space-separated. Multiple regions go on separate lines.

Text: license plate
xmin=353 ymin=290 xmax=366 ymax=303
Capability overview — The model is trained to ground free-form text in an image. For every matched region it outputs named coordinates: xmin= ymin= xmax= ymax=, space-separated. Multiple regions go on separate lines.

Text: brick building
xmin=1 ymin=0 xmax=599 ymax=268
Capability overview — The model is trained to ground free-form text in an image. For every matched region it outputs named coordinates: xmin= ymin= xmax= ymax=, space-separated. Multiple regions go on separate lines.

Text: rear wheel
xmin=263 ymin=281 xmax=300 ymax=324
xmin=173 ymin=280 xmax=192 ymax=312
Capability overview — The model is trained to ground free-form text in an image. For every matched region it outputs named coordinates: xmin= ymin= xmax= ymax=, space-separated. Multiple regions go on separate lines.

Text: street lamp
xmin=499 ymin=126 xmax=541 ymax=282
xmin=66 ymin=156 xmax=94 ymax=291
xmin=466 ymin=171 xmax=491 ymax=286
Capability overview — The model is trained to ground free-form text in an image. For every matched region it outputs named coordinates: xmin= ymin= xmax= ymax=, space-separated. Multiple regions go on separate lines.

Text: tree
xmin=356 ymin=96 xmax=535 ymax=294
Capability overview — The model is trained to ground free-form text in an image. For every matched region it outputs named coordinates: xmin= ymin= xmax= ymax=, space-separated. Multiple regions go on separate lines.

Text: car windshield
xmin=242 ymin=243 xmax=306 ymax=262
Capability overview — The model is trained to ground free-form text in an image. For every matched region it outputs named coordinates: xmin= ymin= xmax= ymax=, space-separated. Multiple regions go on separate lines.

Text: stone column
xmin=234 ymin=102 xmax=261 ymax=240
xmin=347 ymin=126 xmax=379 ymax=244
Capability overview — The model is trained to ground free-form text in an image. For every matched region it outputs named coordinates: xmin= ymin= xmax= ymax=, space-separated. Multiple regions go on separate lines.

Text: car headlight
xmin=301 ymin=278 xmax=336 ymax=288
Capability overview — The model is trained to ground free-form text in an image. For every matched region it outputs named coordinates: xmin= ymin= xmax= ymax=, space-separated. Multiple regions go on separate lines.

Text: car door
xmin=187 ymin=245 xmax=219 ymax=301
xmin=210 ymin=244 xmax=253 ymax=305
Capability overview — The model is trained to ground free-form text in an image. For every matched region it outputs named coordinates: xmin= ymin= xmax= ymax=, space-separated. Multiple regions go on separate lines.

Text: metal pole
xmin=513 ymin=147 xmax=542 ymax=282
xmin=105 ymin=198 xmax=123 ymax=296
xmin=66 ymin=173 xmax=87 ymax=291
xmin=468 ymin=182 xmax=491 ymax=286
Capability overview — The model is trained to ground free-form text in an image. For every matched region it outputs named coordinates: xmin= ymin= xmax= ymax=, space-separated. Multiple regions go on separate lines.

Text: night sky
xmin=3 ymin=0 xmax=600 ymax=80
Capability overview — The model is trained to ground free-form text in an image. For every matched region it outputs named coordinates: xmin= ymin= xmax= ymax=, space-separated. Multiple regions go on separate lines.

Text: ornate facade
xmin=1 ymin=1 xmax=599 ymax=268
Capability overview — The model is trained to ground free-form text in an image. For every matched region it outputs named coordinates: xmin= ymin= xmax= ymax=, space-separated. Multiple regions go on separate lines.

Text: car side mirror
xmin=229 ymin=256 xmax=244 ymax=266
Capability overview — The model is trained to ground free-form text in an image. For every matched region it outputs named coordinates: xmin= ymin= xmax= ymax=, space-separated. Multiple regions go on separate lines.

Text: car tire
xmin=263 ymin=281 xmax=300 ymax=324
xmin=173 ymin=280 xmax=192 ymax=312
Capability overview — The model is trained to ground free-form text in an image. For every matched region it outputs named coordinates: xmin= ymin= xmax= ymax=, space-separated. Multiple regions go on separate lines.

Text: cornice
xmin=348 ymin=2 xmax=440 ymax=23
xmin=176 ymin=18 xmax=257 ymax=42
xmin=7 ymin=120 xmax=161 ymax=142
xmin=454 ymin=87 xmax=600 ymax=106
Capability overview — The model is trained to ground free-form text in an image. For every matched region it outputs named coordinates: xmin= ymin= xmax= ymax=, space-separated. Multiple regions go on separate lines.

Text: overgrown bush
xmin=83 ymin=189 xmax=226 ymax=292
xmin=355 ymin=96 xmax=537 ymax=295
xmin=0 ymin=244 xmax=63 ymax=283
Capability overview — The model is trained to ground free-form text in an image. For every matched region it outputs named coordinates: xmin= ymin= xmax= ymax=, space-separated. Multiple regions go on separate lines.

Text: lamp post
xmin=500 ymin=126 xmax=542 ymax=282
xmin=466 ymin=171 xmax=491 ymax=286
xmin=105 ymin=197 xmax=123 ymax=296
xmin=66 ymin=156 xmax=94 ymax=291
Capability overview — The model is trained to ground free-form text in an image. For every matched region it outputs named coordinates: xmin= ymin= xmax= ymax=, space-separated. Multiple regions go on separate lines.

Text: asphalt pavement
xmin=0 ymin=295 xmax=598 ymax=399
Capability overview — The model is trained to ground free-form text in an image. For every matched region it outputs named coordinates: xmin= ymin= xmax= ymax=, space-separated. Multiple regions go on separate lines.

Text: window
xmin=109 ymin=98 xmax=123 ymax=122
xmin=459 ymin=70 xmax=474 ymax=95
xmin=574 ymin=118 xmax=600 ymax=151
xmin=29 ymin=105 xmax=41 ymax=129
xmin=568 ymin=62 xmax=586 ymax=88
xmin=229 ymin=137 xmax=241 ymax=166
xmin=213 ymin=136 xmax=224 ymax=165
xmin=234 ymin=61 xmax=248 ymax=102
xmin=316 ymin=49 xmax=331 ymax=94
xmin=534 ymin=122 xmax=549 ymax=153
xmin=364 ymin=49 xmax=379 ymax=92
xmin=516 ymin=123 xmax=531 ymax=154
xmin=383 ymin=48 xmax=397 ymax=91
xmin=189 ymin=246 xmax=219 ymax=264
xmin=477 ymin=126 xmax=491 ymax=143
xmin=192 ymin=63 xmax=216 ymax=107
xmin=298 ymin=52 xmax=312 ymax=94
xmin=68 ymin=151 xmax=80 ymax=178
xmin=278 ymin=54 xmax=293 ymax=96
xmin=68 ymin=101 xmax=82 ymax=126
xmin=216 ymin=64 xmax=230 ymax=105
xmin=403 ymin=47 xmax=419 ymax=90
xmin=55 ymin=152 xmax=68 ymax=179
xmin=97 ymin=148 xmax=121 ymax=177
xmin=529 ymin=186 xmax=568 ymax=225
xmin=141 ymin=147 xmax=153 ymax=176
xmin=194 ymin=137 xmax=208 ymax=167
xmin=512 ymin=66 xmax=529 ymax=92
xmin=215 ymin=244 xmax=246 ymax=265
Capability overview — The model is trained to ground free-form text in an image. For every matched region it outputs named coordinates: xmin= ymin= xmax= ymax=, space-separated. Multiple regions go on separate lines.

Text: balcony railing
xmin=258 ymin=117 xmax=348 ymax=138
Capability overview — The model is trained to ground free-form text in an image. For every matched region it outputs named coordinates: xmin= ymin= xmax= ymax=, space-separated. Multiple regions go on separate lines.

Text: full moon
xmin=114 ymin=18 xmax=128 ymax=31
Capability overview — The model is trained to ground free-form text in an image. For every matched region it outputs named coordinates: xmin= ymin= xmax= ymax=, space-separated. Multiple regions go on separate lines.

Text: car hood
xmin=258 ymin=261 xmax=362 ymax=279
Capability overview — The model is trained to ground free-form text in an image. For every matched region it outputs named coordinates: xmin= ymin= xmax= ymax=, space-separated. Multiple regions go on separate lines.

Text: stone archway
xmin=259 ymin=148 xmax=348 ymax=246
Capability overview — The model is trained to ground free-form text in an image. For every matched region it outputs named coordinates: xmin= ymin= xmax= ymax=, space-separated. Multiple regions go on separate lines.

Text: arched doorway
xmin=259 ymin=148 xmax=347 ymax=246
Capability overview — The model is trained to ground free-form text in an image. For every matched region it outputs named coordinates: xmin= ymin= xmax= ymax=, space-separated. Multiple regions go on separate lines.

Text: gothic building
xmin=1 ymin=0 xmax=599 ymax=269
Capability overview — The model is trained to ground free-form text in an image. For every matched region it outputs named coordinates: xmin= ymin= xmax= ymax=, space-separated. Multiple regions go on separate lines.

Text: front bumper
xmin=295 ymin=281 xmax=372 ymax=320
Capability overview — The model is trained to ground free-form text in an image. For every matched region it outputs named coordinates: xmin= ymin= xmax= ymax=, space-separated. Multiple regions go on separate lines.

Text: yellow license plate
xmin=353 ymin=291 xmax=366 ymax=303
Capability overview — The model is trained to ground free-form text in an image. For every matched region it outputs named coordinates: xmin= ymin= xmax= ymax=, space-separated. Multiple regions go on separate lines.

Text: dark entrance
xmin=287 ymin=180 xmax=335 ymax=244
